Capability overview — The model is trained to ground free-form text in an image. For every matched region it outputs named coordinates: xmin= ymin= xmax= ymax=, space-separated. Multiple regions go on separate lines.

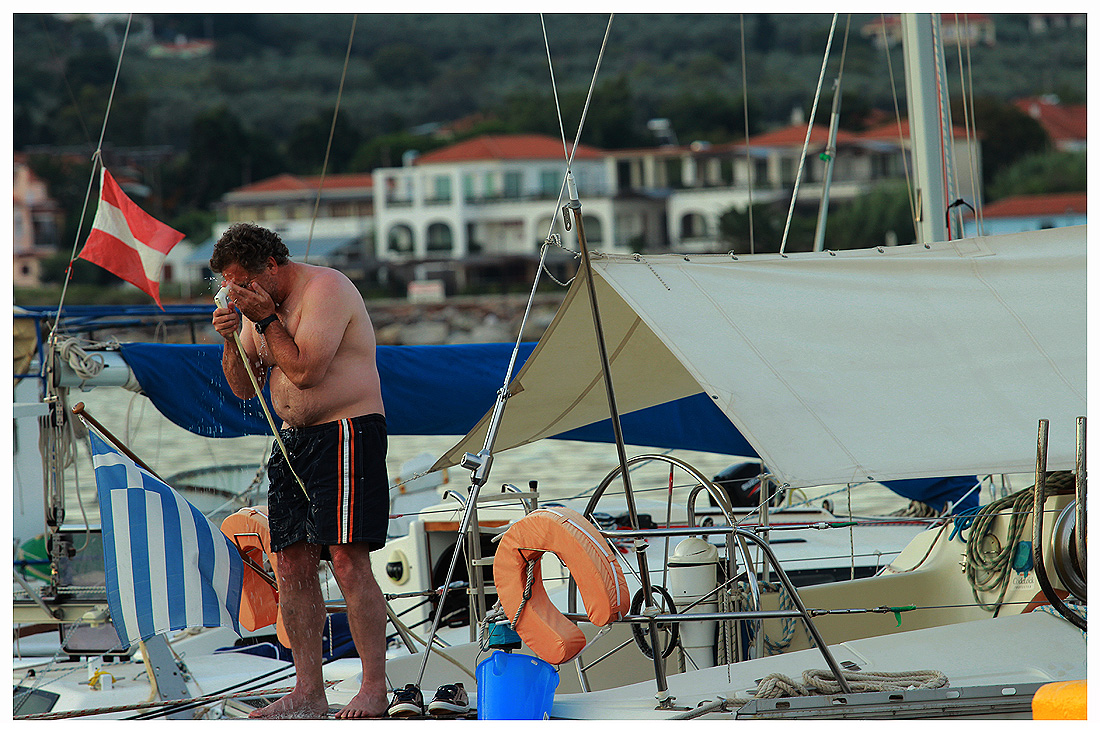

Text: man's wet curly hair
xmin=210 ymin=222 xmax=290 ymax=274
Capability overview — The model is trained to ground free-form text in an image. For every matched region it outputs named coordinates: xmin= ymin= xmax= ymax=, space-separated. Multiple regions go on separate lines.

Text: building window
xmin=582 ymin=215 xmax=603 ymax=244
xmin=681 ymin=213 xmax=708 ymax=239
xmin=541 ymin=169 xmax=561 ymax=197
xmin=387 ymin=224 xmax=414 ymax=254
xmin=503 ymin=171 xmax=522 ymax=199
xmin=427 ymin=222 xmax=453 ymax=253
xmin=432 ymin=175 xmax=452 ymax=203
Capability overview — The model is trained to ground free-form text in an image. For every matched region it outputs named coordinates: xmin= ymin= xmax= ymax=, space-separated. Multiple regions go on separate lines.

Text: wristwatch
xmin=255 ymin=314 xmax=279 ymax=334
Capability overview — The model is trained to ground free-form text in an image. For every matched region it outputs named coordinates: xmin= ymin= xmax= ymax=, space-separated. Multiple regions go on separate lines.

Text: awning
xmin=435 ymin=226 xmax=1086 ymax=488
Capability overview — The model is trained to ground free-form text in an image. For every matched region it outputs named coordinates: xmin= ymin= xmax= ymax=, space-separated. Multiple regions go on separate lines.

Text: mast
xmin=900 ymin=13 xmax=956 ymax=244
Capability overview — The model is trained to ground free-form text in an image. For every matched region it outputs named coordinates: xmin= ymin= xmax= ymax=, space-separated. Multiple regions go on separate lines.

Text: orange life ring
xmin=220 ymin=506 xmax=290 ymax=647
xmin=493 ymin=507 xmax=629 ymax=665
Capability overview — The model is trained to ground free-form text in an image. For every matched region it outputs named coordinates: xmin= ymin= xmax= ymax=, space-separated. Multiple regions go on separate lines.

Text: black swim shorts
xmin=267 ymin=414 xmax=389 ymax=553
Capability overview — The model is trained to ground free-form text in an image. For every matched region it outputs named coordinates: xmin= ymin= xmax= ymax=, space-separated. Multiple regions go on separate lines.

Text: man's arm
xmin=213 ymin=303 xmax=266 ymax=400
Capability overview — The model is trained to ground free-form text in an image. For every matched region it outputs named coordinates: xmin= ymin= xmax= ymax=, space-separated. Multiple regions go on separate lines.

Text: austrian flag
xmin=79 ymin=167 xmax=185 ymax=307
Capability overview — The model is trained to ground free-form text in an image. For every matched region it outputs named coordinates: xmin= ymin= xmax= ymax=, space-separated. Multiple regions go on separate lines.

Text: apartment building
xmin=199 ymin=172 xmax=376 ymax=283
xmin=207 ymin=122 xmax=984 ymax=287
xmin=371 ymin=135 xmax=659 ymax=260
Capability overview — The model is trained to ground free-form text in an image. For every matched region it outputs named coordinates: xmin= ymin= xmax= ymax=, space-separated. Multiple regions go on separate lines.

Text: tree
xmin=169 ymin=106 xmax=286 ymax=208
xmin=285 ymin=109 xmax=362 ymax=175
xmin=986 ymin=150 xmax=1087 ymax=201
xmin=348 ymin=132 xmax=441 ymax=172
xmin=372 ymin=43 xmax=436 ymax=87
xmin=719 ymin=201 xmax=816 ymax=254
xmin=820 ymin=183 xmax=915 ymax=250
xmin=962 ymin=97 xmax=1050 ymax=186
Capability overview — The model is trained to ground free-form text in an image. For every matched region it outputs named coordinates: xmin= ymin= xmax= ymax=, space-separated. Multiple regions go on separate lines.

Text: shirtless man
xmin=210 ymin=223 xmax=388 ymax=719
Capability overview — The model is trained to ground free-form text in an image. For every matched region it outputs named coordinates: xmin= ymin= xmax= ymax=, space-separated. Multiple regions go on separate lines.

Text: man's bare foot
xmin=248 ymin=689 xmax=329 ymax=719
xmin=335 ymin=689 xmax=389 ymax=719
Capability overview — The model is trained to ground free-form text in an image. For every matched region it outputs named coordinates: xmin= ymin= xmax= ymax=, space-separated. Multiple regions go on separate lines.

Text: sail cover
xmin=118 ymin=341 xmax=751 ymax=453
xmin=436 ymin=226 xmax=1085 ymax=487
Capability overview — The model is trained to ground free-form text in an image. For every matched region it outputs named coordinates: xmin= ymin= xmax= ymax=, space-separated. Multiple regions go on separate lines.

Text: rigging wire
xmin=953 ymin=12 xmax=984 ymax=237
xmin=879 ymin=13 xmax=919 ymax=236
xmin=929 ymin=15 xmax=957 ymax=239
xmin=493 ymin=12 xmax=614 ymax=391
xmin=303 ymin=13 xmax=357 ymax=264
xmin=47 ymin=13 xmax=134 ymax=344
xmin=779 ymin=13 xmax=838 ymax=255
xmin=738 ymin=15 xmax=755 ymax=254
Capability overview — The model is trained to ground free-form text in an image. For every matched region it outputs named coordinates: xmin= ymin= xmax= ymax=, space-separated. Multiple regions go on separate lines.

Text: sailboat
xmin=14 ymin=12 xmax=1084 ymax=720
xmin=356 ymin=12 xmax=1085 ymax=719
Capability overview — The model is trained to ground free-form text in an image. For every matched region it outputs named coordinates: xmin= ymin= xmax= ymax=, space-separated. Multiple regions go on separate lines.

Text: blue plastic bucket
xmin=476 ymin=650 xmax=559 ymax=719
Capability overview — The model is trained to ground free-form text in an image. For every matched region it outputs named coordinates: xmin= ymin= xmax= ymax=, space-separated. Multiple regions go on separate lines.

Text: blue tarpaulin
xmin=118 ymin=341 xmax=976 ymax=510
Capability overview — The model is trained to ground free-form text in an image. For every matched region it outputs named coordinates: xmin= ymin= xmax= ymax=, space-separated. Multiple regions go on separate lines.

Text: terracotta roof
xmin=970 ymin=192 xmax=1086 ymax=219
xmin=867 ymin=13 xmax=992 ymax=28
xmin=235 ymin=173 xmax=373 ymax=193
xmin=860 ymin=119 xmax=975 ymax=142
xmin=414 ymin=134 xmax=604 ymax=164
xmin=741 ymin=124 xmax=861 ymax=148
xmin=1013 ymin=98 xmax=1087 ymax=144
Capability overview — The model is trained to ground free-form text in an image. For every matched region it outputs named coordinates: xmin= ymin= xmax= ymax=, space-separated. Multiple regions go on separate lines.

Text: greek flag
xmin=89 ymin=432 xmax=243 ymax=646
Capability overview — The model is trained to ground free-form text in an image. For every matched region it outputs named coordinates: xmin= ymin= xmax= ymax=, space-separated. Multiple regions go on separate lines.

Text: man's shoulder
xmin=300 ymin=265 xmax=364 ymax=308
xmin=301 ymin=263 xmax=353 ymax=290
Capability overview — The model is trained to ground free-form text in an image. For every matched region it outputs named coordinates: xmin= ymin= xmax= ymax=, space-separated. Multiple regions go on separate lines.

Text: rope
xmin=15 ymin=684 xmax=303 ymax=721
xmin=755 ymin=668 xmax=948 ymax=699
xmin=878 ymin=13 xmax=918 ymax=236
xmin=779 ymin=13 xmax=838 ymax=255
xmin=671 ymin=668 xmax=948 ymax=718
xmin=303 ymin=14 xmax=356 ymax=264
xmin=964 ymin=474 xmax=1073 ymax=612
xmin=510 ymin=557 xmax=539 ymax=628
xmin=48 ymin=15 xmax=133 ymax=345
xmin=952 ymin=12 xmax=984 ymax=236
xmin=738 ymin=14 xmax=755 ymax=254
xmin=737 ymin=580 xmax=816 ymax=655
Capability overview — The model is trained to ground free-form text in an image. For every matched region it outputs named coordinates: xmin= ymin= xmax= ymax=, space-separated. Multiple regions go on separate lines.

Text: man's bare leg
xmin=329 ymin=543 xmax=389 ymax=719
xmin=249 ymin=542 xmax=330 ymax=719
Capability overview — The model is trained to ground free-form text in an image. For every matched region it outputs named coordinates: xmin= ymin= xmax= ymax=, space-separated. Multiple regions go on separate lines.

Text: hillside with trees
xmin=14 ymin=13 xmax=1087 ymax=269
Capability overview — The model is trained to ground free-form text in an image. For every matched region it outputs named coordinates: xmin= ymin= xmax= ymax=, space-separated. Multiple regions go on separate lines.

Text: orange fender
xmin=220 ymin=507 xmax=290 ymax=647
xmin=1032 ymin=680 xmax=1086 ymax=720
xmin=494 ymin=507 xmax=629 ymax=665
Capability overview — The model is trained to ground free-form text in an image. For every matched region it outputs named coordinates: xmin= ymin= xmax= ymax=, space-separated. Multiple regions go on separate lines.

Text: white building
xmin=372 ymin=134 xmax=658 ymax=261
xmin=207 ymin=122 xmax=984 ymax=288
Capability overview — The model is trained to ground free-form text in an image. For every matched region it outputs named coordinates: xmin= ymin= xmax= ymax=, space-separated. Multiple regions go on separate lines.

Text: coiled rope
xmin=670 ymin=668 xmax=949 ymax=719
xmin=963 ymin=473 xmax=1073 ymax=612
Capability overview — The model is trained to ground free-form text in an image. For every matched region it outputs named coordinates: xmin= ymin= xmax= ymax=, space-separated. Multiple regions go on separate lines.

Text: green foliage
xmin=657 ymin=90 xmax=754 ymax=144
xmin=963 ymin=97 xmax=1050 ymax=184
xmin=169 ymin=208 xmax=217 ymax=244
xmin=285 ymin=109 xmax=363 ymax=175
xmin=719 ymin=183 xmax=917 ymax=253
xmin=822 ymin=183 xmax=916 ymax=250
xmin=38 ymin=249 xmax=120 ymax=287
xmin=348 ymin=132 xmax=443 ymax=171
xmin=986 ymin=150 xmax=1087 ymax=201
xmin=167 ymin=106 xmax=287 ymax=208
xmin=718 ymin=202 xmax=817 ymax=254
xmin=371 ymin=43 xmax=436 ymax=87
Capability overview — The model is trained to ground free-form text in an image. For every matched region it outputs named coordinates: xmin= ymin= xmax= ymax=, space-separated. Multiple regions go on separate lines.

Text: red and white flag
xmin=78 ymin=167 xmax=185 ymax=307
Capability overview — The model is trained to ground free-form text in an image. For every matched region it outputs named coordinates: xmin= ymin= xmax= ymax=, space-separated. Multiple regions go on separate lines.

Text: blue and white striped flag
xmin=89 ymin=432 xmax=244 ymax=646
